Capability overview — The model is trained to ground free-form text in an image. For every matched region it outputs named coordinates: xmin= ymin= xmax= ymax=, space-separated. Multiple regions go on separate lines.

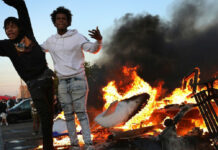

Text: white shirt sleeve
xmin=41 ymin=40 xmax=50 ymax=52
xmin=81 ymin=40 xmax=102 ymax=54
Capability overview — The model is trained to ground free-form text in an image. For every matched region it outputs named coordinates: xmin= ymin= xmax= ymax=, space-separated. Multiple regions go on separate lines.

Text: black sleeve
xmin=3 ymin=0 xmax=34 ymax=38
xmin=0 ymin=40 xmax=8 ymax=56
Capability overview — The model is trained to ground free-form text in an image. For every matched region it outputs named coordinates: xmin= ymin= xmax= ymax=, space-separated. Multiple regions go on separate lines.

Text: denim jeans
xmin=27 ymin=71 xmax=54 ymax=150
xmin=58 ymin=73 xmax=92 ymax=146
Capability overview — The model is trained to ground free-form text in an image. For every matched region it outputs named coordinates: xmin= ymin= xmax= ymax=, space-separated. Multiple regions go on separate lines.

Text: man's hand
xmin=88 ymin=26 xmax=102 ymax=41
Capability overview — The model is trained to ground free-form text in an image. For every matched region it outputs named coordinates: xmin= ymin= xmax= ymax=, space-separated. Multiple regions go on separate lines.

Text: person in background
xmin=0 ymin=0 xmax=54 ymax=149
xmin=0 ymin=100 xmax=8 ymax=126
xmin=41 ymin=6 xmax=102 ymax=150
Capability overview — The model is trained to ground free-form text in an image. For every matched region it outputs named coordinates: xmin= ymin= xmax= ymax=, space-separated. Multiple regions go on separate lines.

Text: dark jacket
xmin=0 ymin=102 xmax=7 ymax=113
xmin=0 ymin=0 xmax=48 ymax=82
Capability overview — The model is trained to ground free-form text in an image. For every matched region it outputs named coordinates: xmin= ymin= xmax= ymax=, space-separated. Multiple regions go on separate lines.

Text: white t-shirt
xmin=41 ymin=29 xmax=101 ymax=78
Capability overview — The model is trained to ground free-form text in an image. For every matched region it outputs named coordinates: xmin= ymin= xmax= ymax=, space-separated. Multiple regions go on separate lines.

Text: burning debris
xmin=91 ymin=67 xmax=217 ymax=150
xmin=94 ymin=128 xmax=214 ymax=150
xmin=94 ymin=93 xmax=150 ymax=128
xmin=34 ymin=66 xmax=217 ymax=150
xmin=94 ymin=104 xmax=214 ymax=150
xmin=92 ymin=102 xmax=215 ymax=150
xmin=192 ymin=77 xmax=218 ymax=149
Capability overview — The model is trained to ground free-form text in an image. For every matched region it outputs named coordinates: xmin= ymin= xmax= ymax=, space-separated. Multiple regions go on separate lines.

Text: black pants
xmin=27 ymin=78 xmax=54 ymax=150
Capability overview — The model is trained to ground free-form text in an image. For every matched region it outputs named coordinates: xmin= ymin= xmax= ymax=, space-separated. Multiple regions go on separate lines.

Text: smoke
xmin=87 ymin=0 xmax=218 ymax=118
xmin=96 ymin=0 xmax=218 ymax=88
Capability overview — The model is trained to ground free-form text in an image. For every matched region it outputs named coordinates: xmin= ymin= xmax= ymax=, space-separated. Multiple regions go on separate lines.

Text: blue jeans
xmin=58 ymin=73 xmax=92 ymax=146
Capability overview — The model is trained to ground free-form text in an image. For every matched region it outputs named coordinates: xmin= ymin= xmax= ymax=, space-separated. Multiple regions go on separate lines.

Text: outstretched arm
xmin=82 ymin=26 xmax=102 ymax=54
xmin=3 ymin=0 xmax=34 ymax=38
xmin=173 ymin=104 xmax=196 ymax=125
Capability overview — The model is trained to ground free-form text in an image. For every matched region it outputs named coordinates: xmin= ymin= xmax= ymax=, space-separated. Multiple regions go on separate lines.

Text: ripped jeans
xmin=58 ymin=73 xmax=92 ymax=146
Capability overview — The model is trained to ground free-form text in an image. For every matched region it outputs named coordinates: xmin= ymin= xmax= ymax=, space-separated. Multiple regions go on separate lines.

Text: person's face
xmin=55 ymin=13 xmax=69 ymax=30
xmin=5 ymin=22 xmax=20 ymax=40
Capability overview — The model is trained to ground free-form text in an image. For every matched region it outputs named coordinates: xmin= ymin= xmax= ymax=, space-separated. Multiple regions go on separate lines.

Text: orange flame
xmin=36 ymin=66 xmax=217 ymax=149
xmin=102 ymin=66 xmax=217 ymax=135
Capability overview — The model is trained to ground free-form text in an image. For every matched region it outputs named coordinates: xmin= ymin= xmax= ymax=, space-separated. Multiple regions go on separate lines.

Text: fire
xmin=102 ymin=66 xmax=216 ymax=134
xmin=36 ymin=66 xmax=216 ymax=149
xmin=159 ymin=87 xmax=196 ymax=104
xmin=36 ymin=112 xmax=93 ymax=149
xmin=54 ymin=111 xmax=65 ymax=120
xmin=214 ymin=79 xmax=218 ymax=89
xmin=102 ymin=66 xmax=157 ymax=130
xmin=102 ymin=66 xmax=157 ymax=109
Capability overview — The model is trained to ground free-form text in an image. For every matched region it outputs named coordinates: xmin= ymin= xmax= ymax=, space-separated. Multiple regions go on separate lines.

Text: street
xmin=0 ymin=120 xmax=42 ymax=150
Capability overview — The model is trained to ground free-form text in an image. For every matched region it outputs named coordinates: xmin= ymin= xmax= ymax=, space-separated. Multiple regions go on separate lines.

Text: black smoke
xmin=87 ymin=0 xmax=218 ymax=120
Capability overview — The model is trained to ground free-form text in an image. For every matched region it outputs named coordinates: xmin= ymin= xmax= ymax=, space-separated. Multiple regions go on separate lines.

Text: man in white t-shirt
xmin=41 ymin=6 xmax=102 ymax=150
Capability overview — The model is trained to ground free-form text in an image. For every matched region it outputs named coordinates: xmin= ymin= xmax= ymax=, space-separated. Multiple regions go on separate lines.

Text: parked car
xmin=6 ymin=98 xmax=32 ymax=123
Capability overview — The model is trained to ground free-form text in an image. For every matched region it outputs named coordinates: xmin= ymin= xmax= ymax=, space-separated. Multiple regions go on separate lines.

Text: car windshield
xmin=9 ymin=99 xmax=31 ymax=110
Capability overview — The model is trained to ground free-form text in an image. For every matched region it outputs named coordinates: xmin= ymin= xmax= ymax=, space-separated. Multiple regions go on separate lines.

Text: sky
xmin=0 ymin=0 xmax=174 ymax=96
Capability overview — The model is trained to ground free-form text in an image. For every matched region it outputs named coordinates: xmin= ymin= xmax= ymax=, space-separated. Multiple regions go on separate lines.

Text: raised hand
xmin=88 ymin=26 xmax=102 ymax=41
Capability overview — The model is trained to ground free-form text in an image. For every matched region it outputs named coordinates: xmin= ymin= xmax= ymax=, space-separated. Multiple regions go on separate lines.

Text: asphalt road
xmin=0 ymin=120 xmax=42 ymax=150
xmin=0 ymin=125 xmax=4 ymax=150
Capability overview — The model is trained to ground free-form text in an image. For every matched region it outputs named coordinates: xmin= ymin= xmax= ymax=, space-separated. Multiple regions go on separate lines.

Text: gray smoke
xmin=87 ymin=0 xmax=218 ymax=117
xmin=94 ymin=0 xmax=218 ymax=91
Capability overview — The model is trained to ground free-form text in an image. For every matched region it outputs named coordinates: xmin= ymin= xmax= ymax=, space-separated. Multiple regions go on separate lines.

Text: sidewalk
xmin=0 ymin=121 xmax=42 ymax=150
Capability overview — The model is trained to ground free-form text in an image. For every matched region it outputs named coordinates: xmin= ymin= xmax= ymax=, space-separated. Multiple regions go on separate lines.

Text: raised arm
xmin=82 ymin=26 xmax=102 ymax=54
xmin=173 ymin=104 xmax=196 ymax=125
xmin=3 ymin=0 xmax=34 ymax=38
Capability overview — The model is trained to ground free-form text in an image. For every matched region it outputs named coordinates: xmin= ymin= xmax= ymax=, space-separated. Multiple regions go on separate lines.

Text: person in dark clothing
xmin=0 ymin=0 xmax=54 ymax=149
xmin=0 ymin=101 xmax=4 ymax=113
xmin=0 ymin=100 xmax=8 ymax=126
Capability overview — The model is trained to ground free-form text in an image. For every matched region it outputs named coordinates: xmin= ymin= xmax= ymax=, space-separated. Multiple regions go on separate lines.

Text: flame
xmin=36 ymin=112 xmax=94 ymax=149
xmin=102 ymin=66 xmax=157 ymax=130
xmin=36 ymin=66 xmax=217 ymax=149
xmin=214 ymin=79 xmax=218 ymax=89
xmin=102 ymin=66 xmax=217 ymax=135
xmin=160 ymin=87 xmax=196 ymax=104
xmin=54 ymin=111 xmax=65 ymax=121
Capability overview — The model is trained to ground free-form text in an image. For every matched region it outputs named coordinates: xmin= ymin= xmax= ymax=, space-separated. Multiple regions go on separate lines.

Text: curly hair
xmin=4 ymin=17 xmax=21 ymax=29
xmin=3 ymin=17 xmax=25 ymax=36
xmin=50 ymin=6 xmax=72 ymax=27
